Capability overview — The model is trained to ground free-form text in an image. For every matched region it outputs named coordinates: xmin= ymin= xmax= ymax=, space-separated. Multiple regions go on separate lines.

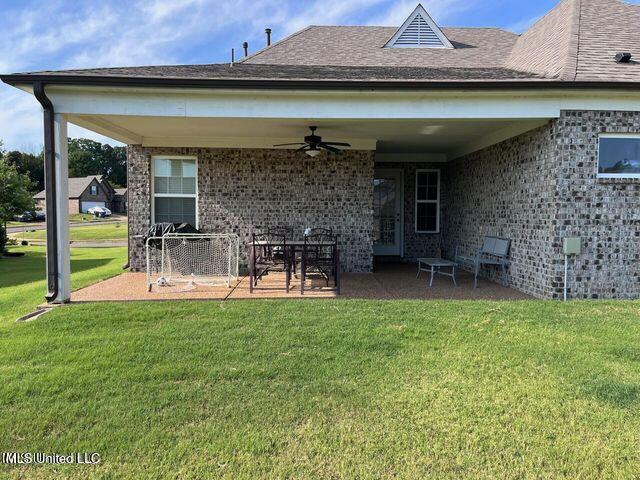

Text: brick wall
xmin=441 ymin=122 xmax=560 ymax=298
xmin=553 ymin=111 xmax=640 ymax=299
xmin=127 ymin=146 xmax=374 ymax=273
xmin=441 ymin=111 xmax=640 ymax=299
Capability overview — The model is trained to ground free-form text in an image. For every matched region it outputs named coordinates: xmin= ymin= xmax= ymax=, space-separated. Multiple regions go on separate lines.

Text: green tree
xmin=68 ymin=139 xmax=126 ymax=187
xmin=4 ymin=150 xmax=45 ymax=191
xmin=0 ymin=157 xmax=36 ymax=254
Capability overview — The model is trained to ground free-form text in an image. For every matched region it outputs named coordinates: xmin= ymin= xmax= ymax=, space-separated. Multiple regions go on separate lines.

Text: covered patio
xmin=4 ymin=78 xmax=610 ymax=302
xmin=71 ymin=263 xmax=530 ymax=302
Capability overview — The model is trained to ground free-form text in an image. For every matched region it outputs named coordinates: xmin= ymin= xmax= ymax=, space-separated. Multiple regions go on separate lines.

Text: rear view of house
xmin=2 ymin=0 xmax=640 ymax=302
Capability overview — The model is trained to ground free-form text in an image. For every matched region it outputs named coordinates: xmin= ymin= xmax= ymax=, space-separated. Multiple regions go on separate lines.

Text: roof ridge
xmin=561 ymin=0 xmax=582 ymax=81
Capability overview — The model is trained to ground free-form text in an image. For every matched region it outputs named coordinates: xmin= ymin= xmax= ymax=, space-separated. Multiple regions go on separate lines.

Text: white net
xmin=146 ymin=234 xmax=240 ymax=291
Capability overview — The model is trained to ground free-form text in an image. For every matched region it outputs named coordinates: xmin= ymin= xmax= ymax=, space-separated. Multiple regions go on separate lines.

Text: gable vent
xmin=395 ymin=14 xmax=444 ymax=47
xmin=384 ymin=4 xmax=453 ymax=49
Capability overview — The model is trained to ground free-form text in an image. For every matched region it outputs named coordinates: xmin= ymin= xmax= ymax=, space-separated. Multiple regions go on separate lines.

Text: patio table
xmin=417 ymin=258 xmax=458 ymax=287
xmin=249 ymin=240 xmax=340 ymax=291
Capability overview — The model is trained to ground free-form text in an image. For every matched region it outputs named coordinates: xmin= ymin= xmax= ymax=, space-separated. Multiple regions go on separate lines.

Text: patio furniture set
xmin=417 ymin=236 xmax=511 ymax=288
xmin=249 ymin=227 xmax=340 ymax=294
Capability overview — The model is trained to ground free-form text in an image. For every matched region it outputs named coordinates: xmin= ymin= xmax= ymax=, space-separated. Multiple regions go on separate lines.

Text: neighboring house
xmin=3 ymin=0 xmax=640 ymax=303
xmin=34 ymin=175 xmax=114 ymax=214
xmin=34 ymin=176 xmax=127 ymax=214
xmin=112 ymin=188 xmax=128 ymax=214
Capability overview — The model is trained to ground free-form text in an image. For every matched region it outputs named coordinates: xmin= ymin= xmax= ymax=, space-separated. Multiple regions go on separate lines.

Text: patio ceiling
xmin=67 ymin=114 xmax=547 ymax=160
xmin=29 ymin=83 xmax=640 ymax=160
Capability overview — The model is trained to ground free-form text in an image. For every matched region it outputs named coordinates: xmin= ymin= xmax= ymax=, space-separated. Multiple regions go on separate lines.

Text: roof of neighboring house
xmin=34 ymin=175 xmax=104 ymax=199
xmin=3 ymin=0 xmax=640 ymax=87
xmin=114 ymin=188 xmax=127 ymax=196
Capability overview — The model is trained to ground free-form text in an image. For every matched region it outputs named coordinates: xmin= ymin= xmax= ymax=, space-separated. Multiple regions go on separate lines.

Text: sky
xmin=0 ymin=0 xmax=599 ymax=152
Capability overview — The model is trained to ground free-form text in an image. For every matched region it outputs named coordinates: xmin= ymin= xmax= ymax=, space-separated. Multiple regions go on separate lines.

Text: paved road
xmin=17 ymin=240 xmax=127 ymax=248
xmin=7 ymin=219 xmax=125 ymax=234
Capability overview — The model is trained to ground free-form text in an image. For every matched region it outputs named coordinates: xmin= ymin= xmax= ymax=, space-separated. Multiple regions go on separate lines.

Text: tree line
xmin=2 ymin=138 xmax=127 ymax=192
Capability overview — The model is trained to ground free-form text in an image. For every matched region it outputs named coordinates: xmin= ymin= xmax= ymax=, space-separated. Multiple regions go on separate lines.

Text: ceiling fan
xmin=273 ymin=126 xmax=351 ymax=157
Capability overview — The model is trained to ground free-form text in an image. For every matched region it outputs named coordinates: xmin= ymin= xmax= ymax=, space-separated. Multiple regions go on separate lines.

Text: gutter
xmin=4 ymin=74 xmax=640 ymax=92
xmin=32 ymin=82 xmax=59 ymax=303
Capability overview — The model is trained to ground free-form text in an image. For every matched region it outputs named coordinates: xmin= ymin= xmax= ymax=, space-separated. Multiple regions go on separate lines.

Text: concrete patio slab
xmin=70 ymin=263 xmax=531 ymax=302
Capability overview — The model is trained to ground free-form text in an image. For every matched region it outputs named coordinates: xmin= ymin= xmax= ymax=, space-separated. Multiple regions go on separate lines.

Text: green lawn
xmin=12 ymin=223 xmax=128 ymax=242
xmin=7 ymin=214 xmax=126 ymax=228
xmin=0 ymin=246 xmax=126 ymax=325
xmin=1 ymin=249 xmax=640 ymax=478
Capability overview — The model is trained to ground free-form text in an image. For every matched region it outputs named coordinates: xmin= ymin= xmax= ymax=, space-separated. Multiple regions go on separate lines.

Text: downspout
xmin=33 ymin=82 xmax=59 ymax=302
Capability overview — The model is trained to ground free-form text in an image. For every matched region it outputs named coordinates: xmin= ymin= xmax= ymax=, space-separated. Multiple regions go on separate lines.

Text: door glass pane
xmin=373 ymin=178 xmax=396 ymax=246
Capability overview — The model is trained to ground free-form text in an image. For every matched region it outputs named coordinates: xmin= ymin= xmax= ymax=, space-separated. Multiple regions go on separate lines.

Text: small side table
xmin=417 ymin=258 xmax=458 ymax=287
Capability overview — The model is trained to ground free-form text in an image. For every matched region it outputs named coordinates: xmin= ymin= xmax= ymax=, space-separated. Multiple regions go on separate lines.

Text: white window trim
xmin=415 ymin=169 xmax=440 ymax=234
xmin=597 ymin=133 xmax=640 ymax=179
xmin=151 ymin=155 xmax=199 ymax=228
xmin=90 ymin=185 xmax=97 ymax=195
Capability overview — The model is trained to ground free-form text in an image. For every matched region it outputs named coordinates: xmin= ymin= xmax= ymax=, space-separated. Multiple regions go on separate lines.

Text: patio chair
xmin=301 ymin=231 xmax=340 ymax=294
xmin=250 ymin=232 xmax=291 ymax=293
xmin=455 ymin=236 xmax=511 ymax=288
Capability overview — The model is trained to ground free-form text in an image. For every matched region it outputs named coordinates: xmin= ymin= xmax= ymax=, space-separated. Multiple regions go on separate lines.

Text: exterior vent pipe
xmin=265 ymin=28 xmax=272 ymax=46
xmin=230 ymin=48 xmax=235 ymax=66
xmin=242 ymin=42 xmax=248 ymax=57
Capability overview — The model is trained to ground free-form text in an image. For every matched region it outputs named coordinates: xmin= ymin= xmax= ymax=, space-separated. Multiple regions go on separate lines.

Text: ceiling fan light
xmin=306 ymin=148 xmax=321 ymax=157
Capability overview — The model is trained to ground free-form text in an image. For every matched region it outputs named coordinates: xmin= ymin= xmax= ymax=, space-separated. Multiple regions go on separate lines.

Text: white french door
xmin=373 ymin=169 xmax=403 ymax=256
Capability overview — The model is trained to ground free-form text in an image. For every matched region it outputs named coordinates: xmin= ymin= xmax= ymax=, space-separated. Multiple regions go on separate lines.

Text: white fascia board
xmin=44 ymin=85 xmax=640 ymax=120
xmin=45 ymin=85 xmax=560 ymax=119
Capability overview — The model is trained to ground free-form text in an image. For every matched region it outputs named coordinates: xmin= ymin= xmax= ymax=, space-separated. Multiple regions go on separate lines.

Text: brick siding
xmin=127 ymin=146 xmax=374 ymax=273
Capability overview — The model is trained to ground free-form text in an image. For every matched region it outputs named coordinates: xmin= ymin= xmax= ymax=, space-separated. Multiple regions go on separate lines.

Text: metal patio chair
xmin=250 ymin=232 xmax=291 ymax=293
xmin=301 ymin=231 xmax=340 ymax=294
xmin=455 ymin=236 xmax=511 ymax=288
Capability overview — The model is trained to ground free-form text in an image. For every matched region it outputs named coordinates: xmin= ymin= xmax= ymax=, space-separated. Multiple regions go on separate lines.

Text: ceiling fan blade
xmin=319 ymin=143 xmax=341 ymax=154
xmin=273 ymin=142 xmax=306 ymax=147
xmin=295 ymin=145 xmax=310 ymax=152
xmin=321 ymin=142 xmax=351 ymax=147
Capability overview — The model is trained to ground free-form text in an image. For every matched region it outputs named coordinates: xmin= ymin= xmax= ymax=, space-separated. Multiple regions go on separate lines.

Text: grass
xmin=7 ymin=214 xmax=126 ymax=228
xmin=0 ymin=245 xmax=126 ymax=325
xmin=0 ymin=249 xmax=639 ymax=478
xmin=11 ymin=223 xmax=128 ymax=242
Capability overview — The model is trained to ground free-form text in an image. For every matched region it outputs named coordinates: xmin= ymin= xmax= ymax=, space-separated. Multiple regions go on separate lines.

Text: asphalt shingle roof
xmin=4 ymin=0 xmax=640 ymax=85
xmin=34 ymin=176 xmax=101 ymax=199
xmin=17 ymin=63 xmax=544 ymax=82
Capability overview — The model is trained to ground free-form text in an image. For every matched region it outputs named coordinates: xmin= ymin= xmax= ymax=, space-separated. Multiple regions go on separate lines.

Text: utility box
xmin=563 ymin=237 xmax=582 ymax=256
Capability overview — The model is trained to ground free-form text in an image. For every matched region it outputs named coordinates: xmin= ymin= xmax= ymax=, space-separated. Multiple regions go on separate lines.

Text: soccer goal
xmin=146 ymin=233 xmax=240 ymax=291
